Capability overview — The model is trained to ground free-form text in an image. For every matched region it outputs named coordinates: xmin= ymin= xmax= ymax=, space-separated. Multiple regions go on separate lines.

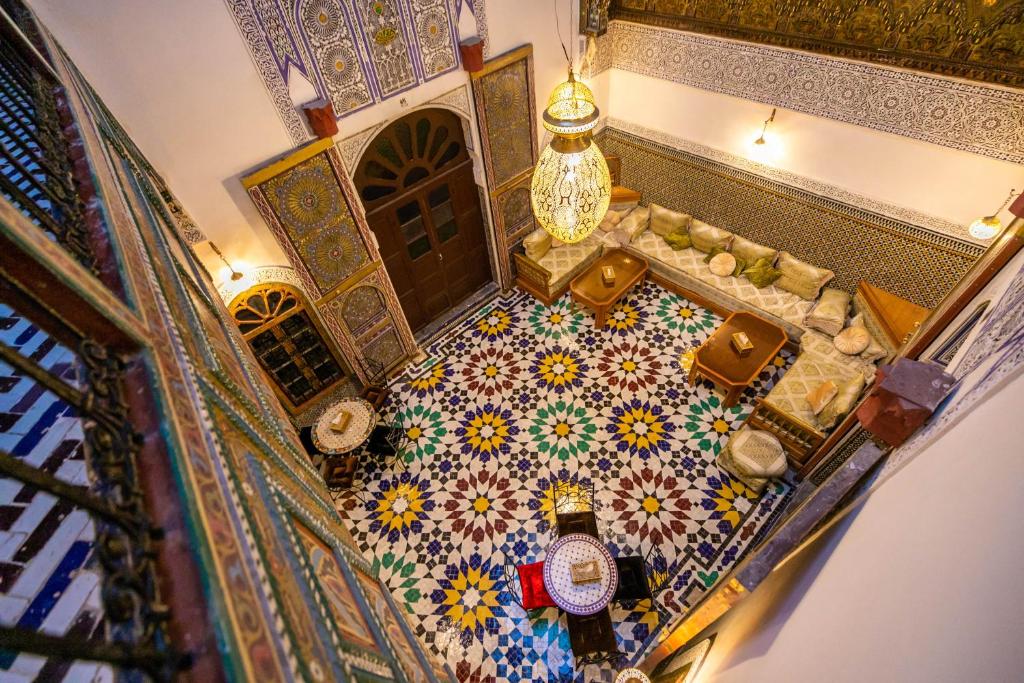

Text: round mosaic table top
xmin=312 ymin=398 xmax=375 ymax=455
xmin=614 ymin=669 xmax=651 ymax=683
xmin=543 ymin=533 xmax=618 ymax=615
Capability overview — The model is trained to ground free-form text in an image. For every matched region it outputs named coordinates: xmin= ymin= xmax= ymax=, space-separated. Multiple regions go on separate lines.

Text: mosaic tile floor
xmin=337 ymin=281 xmax=794 ymax=682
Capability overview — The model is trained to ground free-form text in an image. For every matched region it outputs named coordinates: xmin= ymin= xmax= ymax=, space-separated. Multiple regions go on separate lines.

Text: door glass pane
xmin=437 ymin=220 xmax=458 ymax=243
xmin=407 ymin=235 xmax=432 ymax=260
xmin=429 ymin=185 xmax=457 ymax=243
xmin=397 ymin=199 xmax=428 ymax=245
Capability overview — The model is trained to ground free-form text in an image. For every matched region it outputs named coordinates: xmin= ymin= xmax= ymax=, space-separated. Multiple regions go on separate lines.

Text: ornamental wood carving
xmin=611 ymin=0 xmax=1024 ymax=87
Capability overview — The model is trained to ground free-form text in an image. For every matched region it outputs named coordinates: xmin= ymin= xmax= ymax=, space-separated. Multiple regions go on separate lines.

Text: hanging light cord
xmin=992 ymin=188 xmax=1017 ymax=217
xmin=554 ymin=0 xmax=571 ymax=68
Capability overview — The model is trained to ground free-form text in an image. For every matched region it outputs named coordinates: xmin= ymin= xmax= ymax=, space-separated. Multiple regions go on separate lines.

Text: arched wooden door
xmin=354 ymin=109 xmax=491 ymax=333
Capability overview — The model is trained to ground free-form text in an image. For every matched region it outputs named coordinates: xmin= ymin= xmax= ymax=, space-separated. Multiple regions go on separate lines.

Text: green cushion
xmin=742 ymin=257 xmax=782 ymax=288
xmin=703 ymin=245 xmax=728 ymax=264
xmin=663 ymin=230 xmax=691 ymax=250
xmin=732 ymin=256 xmax=747 ymax=278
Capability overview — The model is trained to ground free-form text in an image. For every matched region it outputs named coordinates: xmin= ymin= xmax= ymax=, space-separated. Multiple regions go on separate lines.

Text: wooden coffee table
xmin=570 ymin=248 xmax=648 ymax=328
xmin=689 ymin=311 xmax=787 ymax=407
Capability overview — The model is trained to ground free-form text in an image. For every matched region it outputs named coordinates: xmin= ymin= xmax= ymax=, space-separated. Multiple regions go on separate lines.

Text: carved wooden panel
xmin=611 ymin=0 xmax=1024 ymax=87
xmin=470 ymin=44 xmax=539 ymax=287
xmin=243 ymin=139 xmax=417 ymax=381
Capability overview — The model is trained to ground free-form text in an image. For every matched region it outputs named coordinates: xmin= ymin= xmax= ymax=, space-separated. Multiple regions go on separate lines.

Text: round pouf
xmin=717 ymin=428 xmax=787 ymax=493
xmin=834 ymin=325 xmax=871 ymax=355
xmin=709 ymin=251 xmax=737 ymax=277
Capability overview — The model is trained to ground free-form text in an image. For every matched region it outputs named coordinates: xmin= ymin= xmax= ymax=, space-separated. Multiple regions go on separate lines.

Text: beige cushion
xmin=806 ymin=380 xmax=838 ymax=415
xmin=689 ymin=220 xmax=734 ymax=253
xmin=805 ymin=288 xmax=851 ymax=336
xmin=618 ymin=206 xmax=650 ymax=243
xmin=523 ymin=228 xmax=551 ymax=261
xmin=599 ymin=209 xmax=626 ymax=232
xmin=834 ymin=325 xmax=871 ymax=355
xmin=763 ymin=353 xmax=859 ymax=435
xmin=731 ymin=235 xmax=777 ymax=265
xmin=649 ymin=203 xmax=691 ymax=237
xmin=775 ymin=251 xmax=835 ymax=300
xmin=817 ymin=373 xmax=866 ymax=430
xmin=709 ymin=252 xmax=737 ymax=277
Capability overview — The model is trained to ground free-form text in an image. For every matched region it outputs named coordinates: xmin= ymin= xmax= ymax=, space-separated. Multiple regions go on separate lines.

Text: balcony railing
xmin=0 ymin=5 xmax=94 ymax=272
xmin=0 ymin=1 xmax=188 ymax=678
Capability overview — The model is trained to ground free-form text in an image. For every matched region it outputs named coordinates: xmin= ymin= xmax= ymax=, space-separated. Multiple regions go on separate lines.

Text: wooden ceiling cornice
xmin=609 ymin=0 xmax=1024 ymax=88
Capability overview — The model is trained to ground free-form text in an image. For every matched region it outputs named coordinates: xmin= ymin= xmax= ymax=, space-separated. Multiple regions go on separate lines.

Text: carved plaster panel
xmin=601 ymin=20 xmax=1024 ymax=163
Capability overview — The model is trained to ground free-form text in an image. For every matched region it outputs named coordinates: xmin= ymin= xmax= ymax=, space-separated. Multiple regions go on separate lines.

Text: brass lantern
xmin=530 ymin=70 xmax=611 ymax=244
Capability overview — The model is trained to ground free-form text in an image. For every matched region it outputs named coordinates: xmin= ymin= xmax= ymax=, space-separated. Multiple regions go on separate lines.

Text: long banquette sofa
xmin=514 ymin=201 xmax=900 ymax=473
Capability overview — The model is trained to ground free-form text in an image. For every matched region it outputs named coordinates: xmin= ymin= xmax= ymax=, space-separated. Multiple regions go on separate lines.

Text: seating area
xmin=515 ymin=197 xmax=907 ymax=476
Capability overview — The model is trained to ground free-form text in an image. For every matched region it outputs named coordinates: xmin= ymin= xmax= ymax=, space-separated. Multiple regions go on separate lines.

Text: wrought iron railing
xmin=0 ymin=0 xmax=187 ymax=677
xmin=0 ymin=6 xmax=94 ymax=272
xmin=0 ymin=308 xmax=187 ymax=680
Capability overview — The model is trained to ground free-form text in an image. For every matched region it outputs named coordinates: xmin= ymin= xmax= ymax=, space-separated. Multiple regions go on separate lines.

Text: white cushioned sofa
xmin=514 ymin=202 xmax=896 ymax=474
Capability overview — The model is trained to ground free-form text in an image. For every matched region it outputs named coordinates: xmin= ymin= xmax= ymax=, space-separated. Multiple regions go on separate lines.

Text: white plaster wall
xmin=690 ymin=366 xmax=1024 ymax=682
xmin=606 ymin=69 xmax=1024 ymax=229
xmin=29 ymin=0 xmax=296 ymax=273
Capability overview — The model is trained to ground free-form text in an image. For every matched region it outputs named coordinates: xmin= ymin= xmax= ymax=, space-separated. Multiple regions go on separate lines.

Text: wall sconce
xmin=754 ymin=108 xmax=776 ymax=146
xmin=968 ymin=188 xmax=1016 ymax=240
xmin=209 ymin=241 xmax=244 ymax=281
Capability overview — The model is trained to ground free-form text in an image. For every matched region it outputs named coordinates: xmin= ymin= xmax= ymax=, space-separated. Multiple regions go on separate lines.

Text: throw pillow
xmin=663 ymin=230 xmax=691 ymax=250
xmin=731 ymin=235 xmax=777 ymax=265
xmin=709 ymin=252 xmax=737 ymax=277
xmin=618 ymin=206 xmax=651 ymax=243
xmin=775 ymin=252 xmax=835 ymax=300
xmin=689 ymin=220 xmax=734 ymax=253
xmin=703 ymin=245 xmax=728 ymax=264
xmin=806 ymin=380 xmax=839 ymax=415
xmin=732 ymin=256 xmax=747 ymax=278
xmin=816 ymin=373 xmax=866 ymax=430
xmin=805 ymin=288 xmax=852 ymax=336
xmin=848 ymin=313 xmax=890 ymax=362
xmin=523 ymin=228 xmax=551 ymax=261
xmin=649 ymin=203 xmax=692 ymax=236
xmin=611 ymin=228 xmax=632 ymax=247
xmin=742 ymin=257 xmax=783 ymax=288
xmin=598 ymin=209 xmax=626 ymax=232
xmin=834 ymin=325 xmax=871 ymax=355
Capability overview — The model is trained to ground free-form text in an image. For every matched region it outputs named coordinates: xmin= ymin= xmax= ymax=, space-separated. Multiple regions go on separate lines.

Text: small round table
xmin=542 ymin=533 xmax=618 ymax=615
xmin=312 ymin=397 xmax=376 ymax=456
xmin=614 ymin=670 xmax=651 ymax=683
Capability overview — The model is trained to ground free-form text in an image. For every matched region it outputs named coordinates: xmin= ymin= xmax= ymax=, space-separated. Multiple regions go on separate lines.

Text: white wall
xmin=28 ymin=0 xmax=582 ymax=284
xmin=691 ymin=367 xmax=1024 ymax=682
xmin=29 ymin=0 xmax=297 ymax=273
xmin=606 ymin=69 xmax=1024 ymax=230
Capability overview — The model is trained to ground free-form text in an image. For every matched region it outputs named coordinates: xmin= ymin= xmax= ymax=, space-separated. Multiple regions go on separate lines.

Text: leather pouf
xmin=834 ymin=325 xmax=871 ymax=355
xmin=709 ymin=252 xmax=737 ymax=277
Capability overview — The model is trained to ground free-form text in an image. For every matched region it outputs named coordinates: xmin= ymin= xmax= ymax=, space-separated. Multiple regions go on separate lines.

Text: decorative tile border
xmin=596 ymin=20 xmax=1024 ymax=164
xmin=597 ymin=117 xmax=974 ymax=243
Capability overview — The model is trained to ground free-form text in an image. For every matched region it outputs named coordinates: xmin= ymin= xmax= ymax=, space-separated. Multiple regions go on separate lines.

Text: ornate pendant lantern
xmin=530 ymin=69 xmax=611 ymax=244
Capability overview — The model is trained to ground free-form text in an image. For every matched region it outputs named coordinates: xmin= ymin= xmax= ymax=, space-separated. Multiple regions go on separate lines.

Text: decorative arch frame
xmin=338 ymin=85 xmax=503 ymax=287
xmin=228 ymin=279 xmax=353 ymax=413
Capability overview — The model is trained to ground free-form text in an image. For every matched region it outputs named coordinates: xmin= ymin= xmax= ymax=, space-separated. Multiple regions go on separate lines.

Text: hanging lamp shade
xmin=531 ymin=70 xmax=610 ymax=244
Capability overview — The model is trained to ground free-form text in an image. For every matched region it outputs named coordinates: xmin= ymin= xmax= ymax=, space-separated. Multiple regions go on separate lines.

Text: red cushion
xmin=516 ymin=561 xmax=557 ymax=609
